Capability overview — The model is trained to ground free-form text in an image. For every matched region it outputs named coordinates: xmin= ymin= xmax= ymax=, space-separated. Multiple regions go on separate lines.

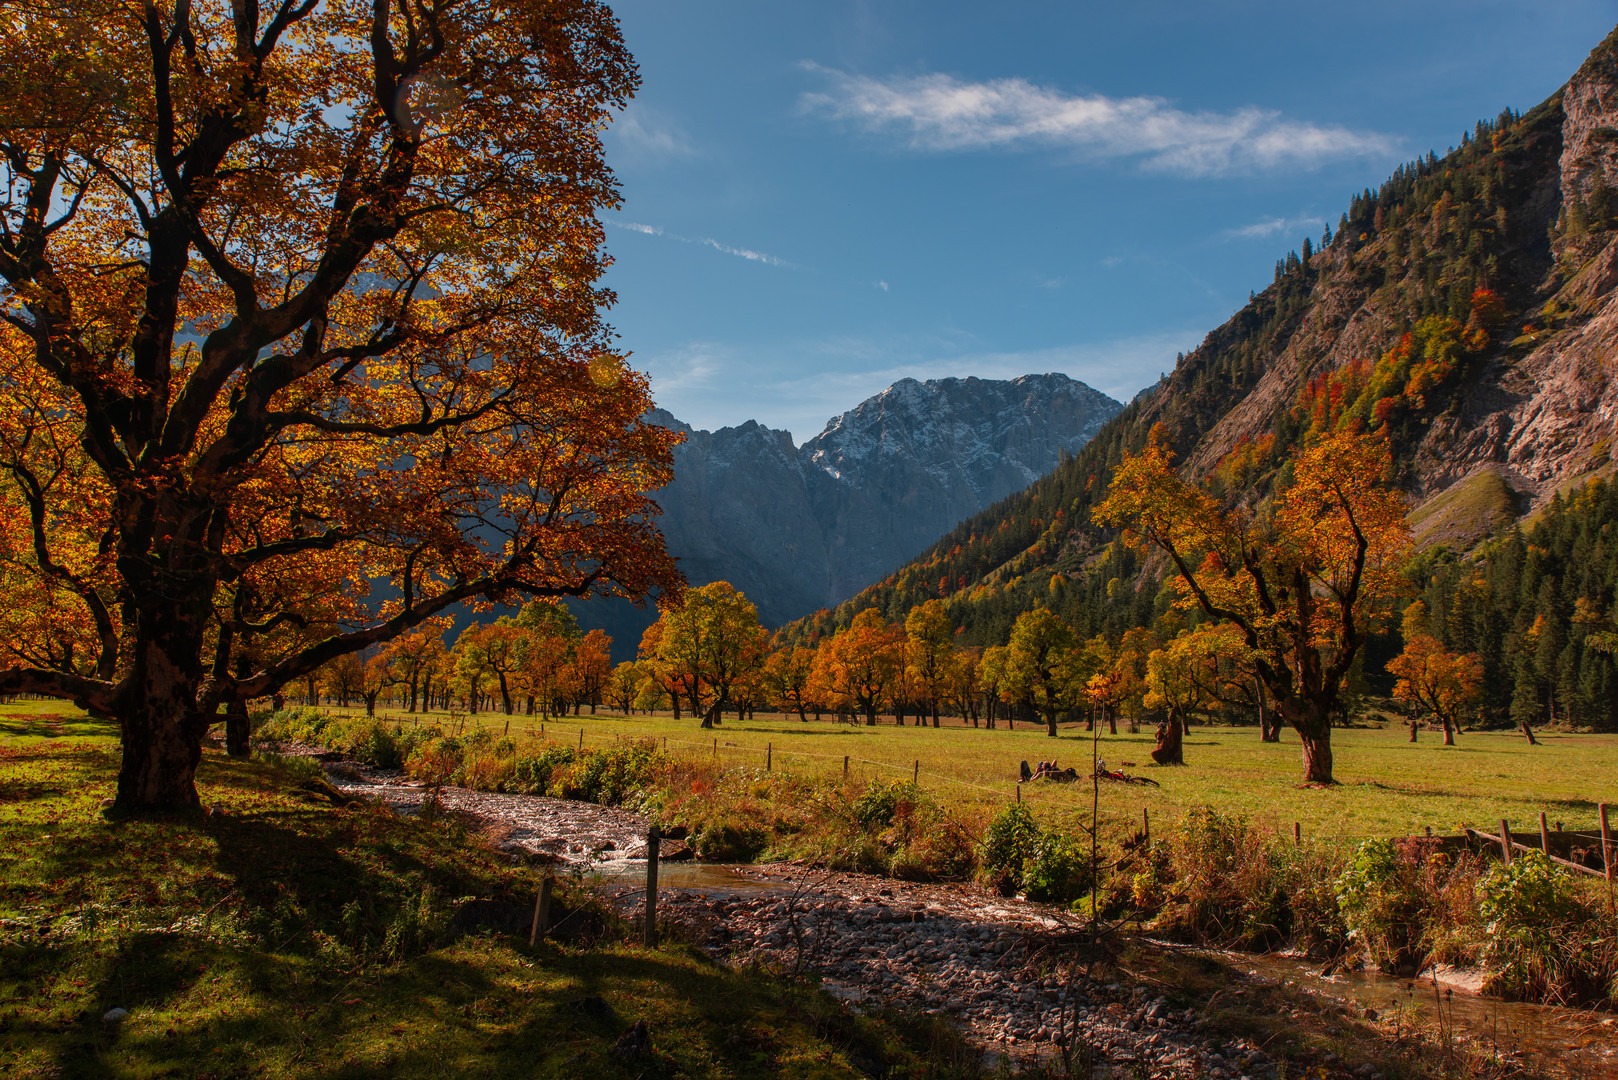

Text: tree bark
xmin=1300 ymin=729 xmax=1334 ymax=784
xmin=225 ymin=701 xmax=251 ymax=758
xmin=1443 ymin=719 xmax=1456 ymax=746
xmin=1408 ymin=719 xmax=1418 ymax=742
xmin=1150 ymin=713 xmax=1184 ymax=765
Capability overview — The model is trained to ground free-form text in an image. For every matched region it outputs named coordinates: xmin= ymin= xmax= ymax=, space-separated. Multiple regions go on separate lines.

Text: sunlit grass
xmin=348 ymin=702 xmax=1618 ymax=842
xmin=0 ymin=708 xmax=916 ymax=1079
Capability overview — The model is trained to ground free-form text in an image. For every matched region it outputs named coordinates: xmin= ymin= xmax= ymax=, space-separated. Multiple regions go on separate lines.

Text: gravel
xmin=320 ymin=761 xmax=1300 ymax=1077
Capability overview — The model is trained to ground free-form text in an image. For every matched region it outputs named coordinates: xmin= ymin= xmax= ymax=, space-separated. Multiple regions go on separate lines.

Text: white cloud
xmin=875 ymin=280 xmax=889 ymax=292
xmin=799 ymin=64 xmax=1397 ymax=176
xmin=700 ymin=237 xmax=791 ymax=267
xmin=610 ymin=107 xmax=697 ymax=160
xmin=606 ymin=218 xmax=794 ymax=268
xmin=1222 ymin=215 xmax=1324 ymax=240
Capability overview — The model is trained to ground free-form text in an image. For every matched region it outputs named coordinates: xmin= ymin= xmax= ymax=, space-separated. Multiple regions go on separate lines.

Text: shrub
xmin=898 ymin=822 xmax=978 ymax=882
xmin=1336 ymin=839 xmax=1431 ymax=973
xmin=509 ymin=746 xmax=577 ymax=795
xmin=406 ymin=737 xmax=463 ymax=785
xmin=1022 ymin=829 xmax=1092 ymax=906
xmin=1478 ymin=853 xmax=1612 ymax=1003
xmin=549 ymin=740 xmax=664 ymax=806
xmin=256 ymin=706 xmax=328 ymax=744
xmin=979 ymin=802 xmax=1040 ymax=895
xmin=458 ymin=752 xmax=516 ymax=792
xmin=1158 ymin=807 xmax=1345 ymax=951
xmin=852 ymin=780 xmax=913 ymax=830
xmin=693 ymin=818 xmax=769 ymax=862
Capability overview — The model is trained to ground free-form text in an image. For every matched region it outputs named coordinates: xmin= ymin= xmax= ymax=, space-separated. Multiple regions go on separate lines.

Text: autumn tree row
xmin=306 ymin=602 xmax=614 ymax=720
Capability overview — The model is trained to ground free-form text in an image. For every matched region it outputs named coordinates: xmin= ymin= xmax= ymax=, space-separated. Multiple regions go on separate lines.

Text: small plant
xmin=979 ymin=802 xmax=1040 ymax=896
xmin=1022 ymin=829 xmax=1091 ymax=906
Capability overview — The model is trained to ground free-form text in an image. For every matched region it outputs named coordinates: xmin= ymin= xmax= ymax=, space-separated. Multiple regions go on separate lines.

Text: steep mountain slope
xmin=574 ymin=374 xmax=1122 ymax=656
xmin=781 ymin=26 xmax=1618 ymax=652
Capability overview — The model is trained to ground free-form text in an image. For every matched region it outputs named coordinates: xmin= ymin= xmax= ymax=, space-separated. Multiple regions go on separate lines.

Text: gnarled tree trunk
xmin=1150 ymin=713 xmax=1184 ymax=765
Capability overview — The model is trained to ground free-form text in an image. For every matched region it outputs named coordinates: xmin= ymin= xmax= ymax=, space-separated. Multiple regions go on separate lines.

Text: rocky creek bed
xmin=312 ymin=756 xmax=1610 ymax=1080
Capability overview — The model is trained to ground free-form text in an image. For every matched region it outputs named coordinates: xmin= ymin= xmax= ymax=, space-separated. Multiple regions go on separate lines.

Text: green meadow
xmin=336 ymin=703 xmax=1618 ymax=844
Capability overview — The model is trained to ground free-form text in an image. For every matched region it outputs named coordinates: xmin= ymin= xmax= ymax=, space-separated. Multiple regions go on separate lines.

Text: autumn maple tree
xmin=1387 ymin=634 xmax=1483 ymax=745
xmin=651 ymin=581 xmax=767 ymax=728
xmin=1097 ymin=424 xmax=1410 ymax=784
xmin=0 ymin=1 xmax=681 ymax=812
xmin=810 ymin=608 xmax=903 ymax=726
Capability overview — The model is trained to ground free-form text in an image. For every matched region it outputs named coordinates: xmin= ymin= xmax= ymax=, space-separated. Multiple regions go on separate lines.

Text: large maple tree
xmin=0 ymin=1 xmax=681 ymax=812
xmin=1096 ymin=425 xmax=1410 ymax=784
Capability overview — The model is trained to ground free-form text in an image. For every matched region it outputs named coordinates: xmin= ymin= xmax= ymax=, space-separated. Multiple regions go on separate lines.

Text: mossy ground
xmin=0 ymin=702 xmax=968 ymax=1079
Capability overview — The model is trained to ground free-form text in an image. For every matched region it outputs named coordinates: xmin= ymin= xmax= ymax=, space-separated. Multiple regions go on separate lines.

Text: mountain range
xmin=575 ymin=374 xmax=1122 ymax=657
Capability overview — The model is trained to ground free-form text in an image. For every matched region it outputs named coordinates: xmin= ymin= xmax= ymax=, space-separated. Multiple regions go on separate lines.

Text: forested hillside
xmin=778 ymin=28 xmax=1618 ymax=730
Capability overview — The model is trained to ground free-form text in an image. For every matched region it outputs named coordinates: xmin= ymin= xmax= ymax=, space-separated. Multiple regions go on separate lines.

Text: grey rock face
xmin=647 ymin=373 xmax=1121 ymax=629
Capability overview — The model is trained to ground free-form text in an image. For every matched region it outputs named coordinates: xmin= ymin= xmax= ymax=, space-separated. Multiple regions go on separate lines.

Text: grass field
xmin=333 ymin=703 xmax=1618 ymax=844
xmin=0 ymin=701 xmax=947 ymax=1079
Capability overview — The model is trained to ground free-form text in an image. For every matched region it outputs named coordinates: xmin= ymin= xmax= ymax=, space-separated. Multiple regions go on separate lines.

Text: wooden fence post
xmin=1601 ymin=803 xmax=1613 ymax=906
xmin=913 ymin=760 xmax=919 ymax=785
xmin=1143 ymin=807 xmax=1150 ymax=845
xmin=1499 ymin=818 xmax=1513 ymax=865
xmin=644 ymin=826 xmax=660 ymax=948
xmin=1539 ymin=811 xmax=1551 ymax=857
xmin=1293 ymin=822 xmax=1301 ymax=846
xmin=767 ymin=743 xmax=772 ymax=771
xmin=578 ymin=728 xmax=583 ymax=750
xmin=530 ymin=875 xmax=552 ymax=946
xmin=843 ymin=755 xmax=849 ymax=777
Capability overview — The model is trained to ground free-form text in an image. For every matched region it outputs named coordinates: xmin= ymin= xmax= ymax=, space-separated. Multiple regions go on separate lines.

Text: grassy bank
xmin=0 ymin=703 xmax=987 ymax=1079
xmin=303 ymin=702 xmax=1618 ymax=841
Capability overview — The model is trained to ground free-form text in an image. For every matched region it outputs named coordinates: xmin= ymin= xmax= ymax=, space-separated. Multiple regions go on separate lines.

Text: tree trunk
xmin=1300 ymin=728 xmax=1334 ymax=784
xmin=1045 ymin=708 xmax=1058 ymax=738
xmin=225 ymin=701 xmax=251 ymax=758
xmin=363 ymin=691 xmax=380 ymax=716
xmin=1408 ymin=719 xmax=1418 ymax=742
xmin=1521 ymin=720 xmax=1538 ymax=745
xmin=1107 ymin=708 xmax=1117 ymax=736
xmin=1443 ymin=719 xmax=1456 ymax=746
xmin=1150 ymin=713 xmax=1184 ymax=765
xmin=498 ymin=673 xmax=512 ymax=715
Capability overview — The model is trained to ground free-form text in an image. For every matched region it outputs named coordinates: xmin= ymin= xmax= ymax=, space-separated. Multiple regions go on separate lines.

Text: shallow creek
xmin=320 ymin=760 xmax=1616 ymax=1078
xmin=1222 ymin=951 xmax=1618 ymax=1079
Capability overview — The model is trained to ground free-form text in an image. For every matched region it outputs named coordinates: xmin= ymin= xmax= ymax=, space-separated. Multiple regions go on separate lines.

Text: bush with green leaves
xmin=548 ymin=740 xmax=664 ymax=806
xmin=851 ymin=780 xmax=917 ymax=830
xmin=1477 ymin=852 xmax=1612 ymax=1003
xmin=1022 ymin=829 xmax=1092 ymax=906
xmin=255 ymin=706 xmax=329 ymax=744
xmin=1156 ymin=806 xmax=1345 ymax=952
xmin=509 ymin=746 xmax=578 ymax=795
xmin=978 ymin=802 xmax=1041 ymax=895
xmin=1335 ymin=839 xmax=1433 ymax=972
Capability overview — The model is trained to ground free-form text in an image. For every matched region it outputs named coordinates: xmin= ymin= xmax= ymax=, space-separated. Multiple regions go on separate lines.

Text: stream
xmin=316 ymin=758 xmax=1616 ymax=1078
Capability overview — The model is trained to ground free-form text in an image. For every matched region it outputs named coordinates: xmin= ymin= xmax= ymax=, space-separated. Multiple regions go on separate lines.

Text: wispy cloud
xmin=700 ymin=237 xmax=789 ymax=266
xmin=798 ymin=64 xmax=1398 ymax=176
xmin=606 ymin=219 xmax=795 ymax=269
xmin=610 ymin=106 xmax=697 ymax=160
xmin=874 ymin=280 xmax=889 ymax=292
xmin=1222 ymin=215 xmax=1324 ymax=240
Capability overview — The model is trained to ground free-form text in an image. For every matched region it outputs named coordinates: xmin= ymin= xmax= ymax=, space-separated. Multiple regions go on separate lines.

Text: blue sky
xmin=598 ymin=1 xmax=1616 ymax=443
